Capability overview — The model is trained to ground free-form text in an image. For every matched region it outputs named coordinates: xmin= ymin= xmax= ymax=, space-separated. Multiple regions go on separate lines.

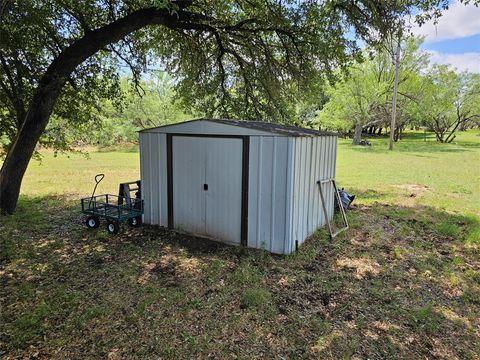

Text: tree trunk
xmin=394 ymin=125 xmax=403 ymax=141
xmin=444 ymin=116 xmax=464 ymax=143
xmin=446 ymin=134 xmax=456 ymax=143
xmin=0 ymin=85 xmax=62 ymax=213
xmin=0 ymin=6 xmax=181 ymax=213
xmin=353 ymin=124 xmax=363 ymax=145
xmin=389 ymin=41 xmax=401 ymax=151
xmin=377 ymin=127 xmax=382 ymax=135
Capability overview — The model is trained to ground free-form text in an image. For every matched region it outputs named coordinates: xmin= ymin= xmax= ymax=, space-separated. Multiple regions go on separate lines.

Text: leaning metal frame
xmin=317 ymin=178 xmax=349 ymax=239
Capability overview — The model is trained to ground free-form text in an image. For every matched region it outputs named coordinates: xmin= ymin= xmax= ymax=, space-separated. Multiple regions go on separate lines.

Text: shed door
xmin=172 ymin=137 xmax=206 ymax=236
xmin=172 ymin=136 xmax=243 ymax=244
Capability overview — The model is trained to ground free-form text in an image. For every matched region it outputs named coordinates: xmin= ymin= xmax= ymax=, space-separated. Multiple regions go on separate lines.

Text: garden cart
xmin=80 ymin=174 xmax=143 ymax=234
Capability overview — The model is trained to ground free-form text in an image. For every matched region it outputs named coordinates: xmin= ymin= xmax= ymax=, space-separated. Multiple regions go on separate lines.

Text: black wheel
xmin=106 ymin=221 xmax=120 ymax=234
xmin=86 ymin=216 xmax=100 ymax=229
xmin=128 ymin=216 xmax=142 ymax=228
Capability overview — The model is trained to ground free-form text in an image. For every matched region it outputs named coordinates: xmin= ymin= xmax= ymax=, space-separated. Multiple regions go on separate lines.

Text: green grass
xmin=241 ymin=288 xmax=272 ymax=309
xmin=1 ymin=129 xmax=479 ymax=358
xmin=336 ymin=130 xmax=480 ymax=216
xmin=20 ymin=147 xmax=140 ymax=197
xmin=17 ymin=130 xmax=479 ymax=217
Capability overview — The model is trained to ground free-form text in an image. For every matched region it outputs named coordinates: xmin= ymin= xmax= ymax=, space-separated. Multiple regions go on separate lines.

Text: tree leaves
xmin=0 ymin=0 xmax=473 ymax=155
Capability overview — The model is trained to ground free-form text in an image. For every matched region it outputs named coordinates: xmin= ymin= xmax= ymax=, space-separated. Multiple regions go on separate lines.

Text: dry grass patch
xmin=336 ymin=257 xmax=381 ymax=279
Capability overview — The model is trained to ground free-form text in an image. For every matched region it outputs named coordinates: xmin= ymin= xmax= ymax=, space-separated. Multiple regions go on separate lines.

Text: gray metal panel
xmin=292 ymin=137 xmax=301 ymax=245
xmin=284 ymin=137 xmax=295 ymax=254
xmin=247 ymin=136 xmax=290 ymax=253
xmin=172 ymin=136 xmax=207 ymax=235
xmin=291 ymin=135 xmax=337 ymax=246
xmin=247 ymin=136 xmax=261 ymax=248
xmin=271 ymin=137 xmax=289 ymax=254
xmin=299 ymin=137 xmax=308 ymax=243
xmin=205 ymin=137 xmax=243 ymax=244
xmin=257 ymin=137 xmax=274 ymax=249
xmin=308 ymin=137 xmax=316 ymax=233
xmin=139 ymin=132 xmax=150 ymax=223
xmin=158 ymin=134 xmax=168 ymax=226
xmin=139 ymin=132 xmax=167 ymax=226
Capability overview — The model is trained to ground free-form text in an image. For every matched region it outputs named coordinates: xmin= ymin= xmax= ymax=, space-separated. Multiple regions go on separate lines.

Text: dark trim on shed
xmin=166 ymin=133 xmax=249 ymax=246
xmin=240 ymin=136 xmax=250 ymax=246
xmin=166 ymin=134 xmax=173 ymax=229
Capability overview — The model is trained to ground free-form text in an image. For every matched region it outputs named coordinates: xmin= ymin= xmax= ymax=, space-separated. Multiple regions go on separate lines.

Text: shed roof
xmin=139 ymin=118 xmax=337 ymax=137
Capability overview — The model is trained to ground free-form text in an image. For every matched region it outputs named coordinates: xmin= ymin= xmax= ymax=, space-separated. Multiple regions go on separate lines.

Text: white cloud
xmin=427 ymin=50 xmax=480 ymax=73
xmin=412 ymin=1 xmax=480 ymax=43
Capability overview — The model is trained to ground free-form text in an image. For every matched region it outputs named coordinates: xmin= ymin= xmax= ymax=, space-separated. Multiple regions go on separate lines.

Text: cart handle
xmin=90 ymin=173 xmax=105 ymax=201
xmin=95 ymin=174 xmax=105 ymax=184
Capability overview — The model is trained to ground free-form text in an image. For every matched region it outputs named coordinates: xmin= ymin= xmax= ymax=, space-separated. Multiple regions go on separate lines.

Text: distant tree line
xmin=314 ymin=37 xmax=480 ymax=144
xmin=4 ymin=38 xmax=477 ymax=153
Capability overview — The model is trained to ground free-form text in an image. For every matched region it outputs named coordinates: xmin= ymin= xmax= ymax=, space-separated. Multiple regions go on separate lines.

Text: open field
xmin=337 ymin=131 xmax=480 ymax=217
xmin=18 ymin=130 xmax=480 ymax=215
xmin=1 ymin=130 xmax=479 ymax=358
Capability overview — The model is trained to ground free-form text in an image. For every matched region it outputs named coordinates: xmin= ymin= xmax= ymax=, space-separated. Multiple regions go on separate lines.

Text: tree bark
xmin=352 ymin=124 xmax=363 ymax=145
xmin=389 ymin=41 xmax=401 ymax=151
xmin=0 ymin=7 xmax=185 ymax=213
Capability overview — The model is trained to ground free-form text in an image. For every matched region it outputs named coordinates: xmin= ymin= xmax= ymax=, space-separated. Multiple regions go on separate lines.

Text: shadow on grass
xmin=0 ymin=195 xmax=479 ymax=359
xmin=337 ymin=188 xmax=390 ymax=202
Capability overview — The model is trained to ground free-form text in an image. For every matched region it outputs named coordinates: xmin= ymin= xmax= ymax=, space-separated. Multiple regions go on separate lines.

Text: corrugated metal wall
xmin=139 ymin=132 xmax=168 ymax=226
xmin=247 ymin=136 xmax=292 ymax=253
xmin=291 ymin=135 xmax=337 ymax=249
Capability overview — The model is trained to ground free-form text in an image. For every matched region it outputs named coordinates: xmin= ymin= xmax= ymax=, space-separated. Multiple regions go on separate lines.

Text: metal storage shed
xmin=139 ymin=118 xmax=337 ymax=254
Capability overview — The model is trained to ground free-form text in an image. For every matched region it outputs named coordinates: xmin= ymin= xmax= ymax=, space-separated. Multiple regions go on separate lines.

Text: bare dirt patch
xmin=392 ymin=183 xmax=433 ymax=206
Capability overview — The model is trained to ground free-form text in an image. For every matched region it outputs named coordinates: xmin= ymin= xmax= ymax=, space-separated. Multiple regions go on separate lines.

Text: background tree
xmin=42 ymin=71 xmax=189 ymax=149
xmin=124 ymin=72 xmax=188 ymax=129
xmin=452 ymin=72 xmax=480 ymax=136
xmin=315 ymin=37 xmax=429 ymax=144
xmin=414 ymin=66 xmax=480 ymax=143
xmin=316 ymin=61 xmax=389 ymax=144
xmin=0 ymin=0 xmax=470 ymax=213
xmin=93 ymin=72 xmax=189 ymax=147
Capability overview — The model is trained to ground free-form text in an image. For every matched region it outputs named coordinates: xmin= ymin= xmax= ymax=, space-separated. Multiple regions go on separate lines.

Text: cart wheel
xmin=106 ymin=221 xmax=120 ymax=235
xmin=86 ymin=216 xmax=100 ymax=229
xmin=128 ymin=216 xmax=142 ymax=228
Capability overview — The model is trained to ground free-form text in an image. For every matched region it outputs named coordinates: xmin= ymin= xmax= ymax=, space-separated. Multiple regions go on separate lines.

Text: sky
xmin=411 ymin=0 xmax=480 ymax=73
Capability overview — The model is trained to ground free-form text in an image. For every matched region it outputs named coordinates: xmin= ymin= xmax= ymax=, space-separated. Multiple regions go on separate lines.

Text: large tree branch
xmin=0 ymin=3 xmax=203 ymax=213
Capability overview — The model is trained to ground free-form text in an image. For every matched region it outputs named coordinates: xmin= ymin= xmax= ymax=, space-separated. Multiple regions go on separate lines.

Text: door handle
xmin=204 ymin=184 xmax=208 ymax=191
